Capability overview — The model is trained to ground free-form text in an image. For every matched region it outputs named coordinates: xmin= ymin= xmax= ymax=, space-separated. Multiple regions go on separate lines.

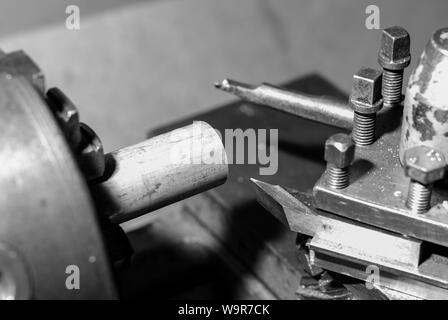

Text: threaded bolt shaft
xmin=406 ymin=181 xmax=432 ymax=214
xmin=326 ymin=164 xmax=349 ymax=189
xmin=382 ymin=69 xmax=403 ymax=106
xmin=352 ymin=112 xmax=376 ymax=146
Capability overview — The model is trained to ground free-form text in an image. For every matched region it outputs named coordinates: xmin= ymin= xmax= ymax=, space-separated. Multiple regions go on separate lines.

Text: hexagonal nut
xmin=324 ymin=133 xmax=355 ymax=168
xmin=378 ymin=26 xmax=411 ymax=70
xmin=76 ymin=123 xmax=105 ymax=181
xmin=404 ymin=146 xmax=446 ymax=184
xmin=350 ymin=67 xmax=383 ymax=113
xmin=47 ymin=87 xmax=81 ymax=148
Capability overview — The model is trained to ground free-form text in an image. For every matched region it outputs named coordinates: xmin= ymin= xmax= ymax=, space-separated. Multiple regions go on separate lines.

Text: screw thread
xmin=352 ymin=112 xmax=376 ymax=146
xmin=382 ymin=69 xmax=403 ymax=106
xmin=327 ymin=164 xmax=349 ymax=189
xmin=406 ymin=181 xmax=432 ymax=214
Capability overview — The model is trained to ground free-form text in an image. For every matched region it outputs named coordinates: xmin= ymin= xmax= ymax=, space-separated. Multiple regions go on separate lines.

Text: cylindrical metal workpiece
xmin=400 ymin=28 xmax=448 ymax=163
xmin=91 ymin=121 xmax=228 ymax=224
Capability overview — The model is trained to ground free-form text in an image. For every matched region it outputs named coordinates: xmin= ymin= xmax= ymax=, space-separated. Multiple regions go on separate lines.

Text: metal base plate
xmin=314 ymin=126 xmax=448 ymax=247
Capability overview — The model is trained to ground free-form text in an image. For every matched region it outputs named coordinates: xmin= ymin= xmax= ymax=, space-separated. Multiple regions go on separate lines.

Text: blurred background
xmin=0 ymin=0 xmax=447 ymax=152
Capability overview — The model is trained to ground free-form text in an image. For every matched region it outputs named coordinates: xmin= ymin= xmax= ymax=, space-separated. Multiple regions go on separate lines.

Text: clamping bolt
xmin=378 ymin=26 xmax=411 ymax=107
xmin=349 ymin=67 xmax=383 ymax=146
xmin=324 ymin=133 xmax=355 ymax=189
xmin=404 ymin=146 xmax=446 ymax=214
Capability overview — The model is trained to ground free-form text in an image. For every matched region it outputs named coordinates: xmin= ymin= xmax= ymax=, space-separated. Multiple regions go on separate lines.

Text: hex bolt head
xmin=77 ymin=123 xmax=105 ymax=181
xmin=325 ymin=133 xmax=355 ymax=189
xmin=350 ymin=67 xmax=383 ymax=114
xmin=378 ymin=26 xmax=411 ymax=106
xmin=378 ymin=26 xmax=411 ymax=70
xmin=404 ymin=146 xmax=446 ymax=185
xmin=404 ymin=146 xmax=446 ymax=214
xmin=46 ymin=87 xmax=81 ymax=148
xmin=325 ymin=133 xmax=355 ymax=168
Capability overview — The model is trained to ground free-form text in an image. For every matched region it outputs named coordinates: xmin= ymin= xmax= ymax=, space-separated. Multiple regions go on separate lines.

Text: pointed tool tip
xmin=249 ymin=177 xmax=258 ymax=183
xmin=249 ymin=178 xmax=274 ymax=193
xmin=250 ymin=177 xmax=274 ymax=187
xmin=214 ymin=78 xmax=230 ymax=90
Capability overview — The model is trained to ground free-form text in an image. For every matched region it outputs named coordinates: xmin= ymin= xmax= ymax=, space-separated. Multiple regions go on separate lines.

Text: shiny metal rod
xmin=91 ymin=121 xmax=228 ymax=224
xmin=215 ymin=79 xmax=353 ymax=129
